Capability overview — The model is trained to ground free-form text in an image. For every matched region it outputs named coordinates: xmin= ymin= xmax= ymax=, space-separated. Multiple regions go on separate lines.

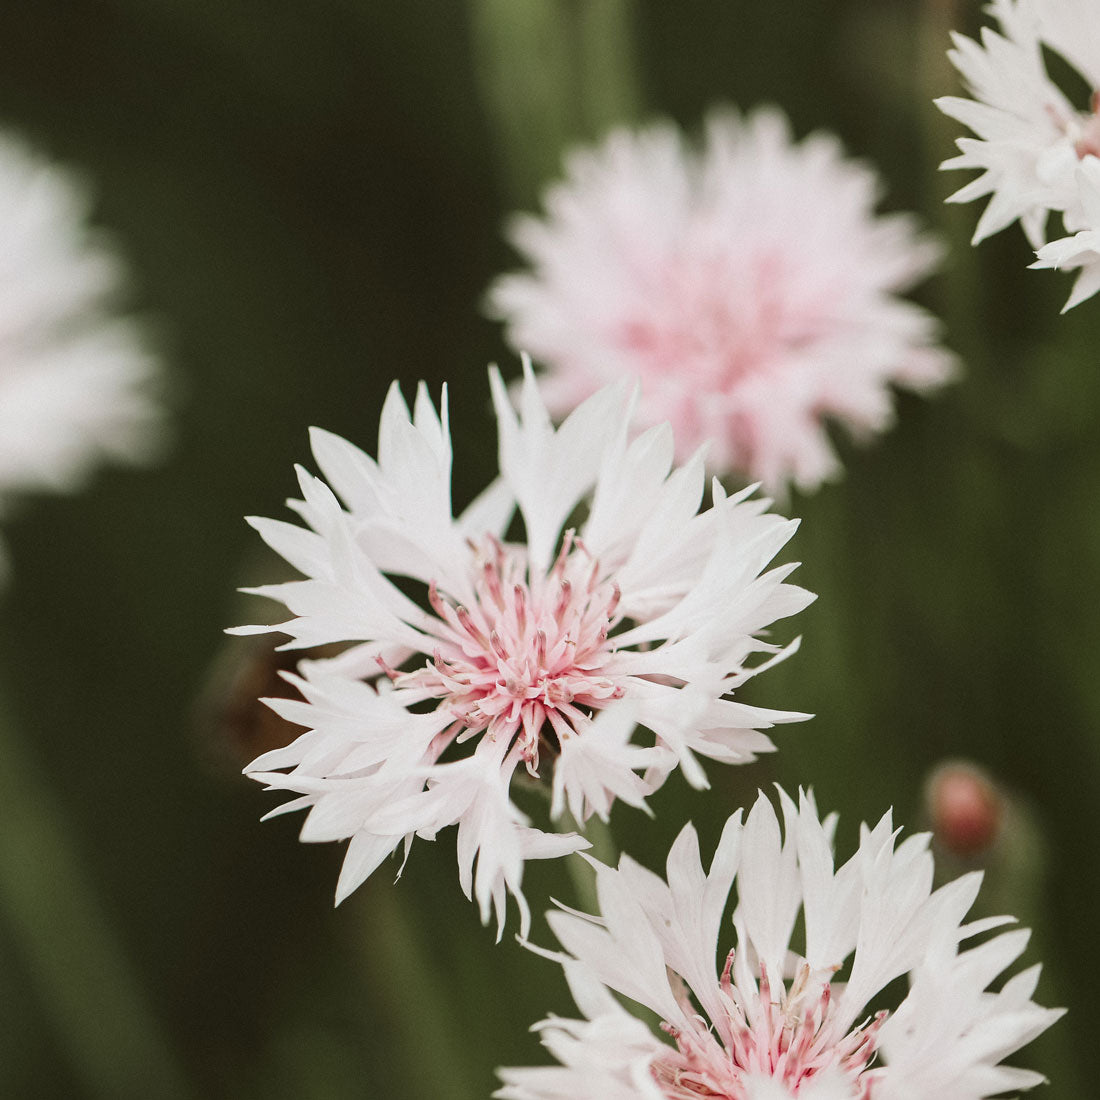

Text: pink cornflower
xmin=487 ymin=107 xmax=954 ymax=495
xmin=497 ymin=788 xmax=1062 ymax=1100
xmin=233 ymin=363 xmax=812 ymax=936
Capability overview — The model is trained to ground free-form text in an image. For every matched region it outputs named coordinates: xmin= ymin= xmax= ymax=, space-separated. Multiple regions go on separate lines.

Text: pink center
xmin=1053 ymin=91 xmax=1100 ymax=159
xmin=1074 ymin=95 xmax=1100 ymax=158
xmin=392 ymin=533 xmax=624 ymax=773
xmin=651 ymin=961 xmax=885 ymax=1100
xmin=611 ymin=248 xmax=833 ymax=470
xmin=616 ymin=251 xmax=812 ymax=390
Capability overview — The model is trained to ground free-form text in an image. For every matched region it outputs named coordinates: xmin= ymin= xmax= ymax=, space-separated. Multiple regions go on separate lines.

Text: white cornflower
xmin=234 ymin=363 xmax=813 ymax=936
xmin=497 ymin=788 xmax=1062 ymax=1100
xmin=937 ymin=0 xmax=1100 ymax=305
xmin=1031 ymin=156 xmax=1100 ymax=308
xmin=0 ymin=132 xmax=163 ymax=575
xmin=487 ymin=107 xmax=954 ymax=496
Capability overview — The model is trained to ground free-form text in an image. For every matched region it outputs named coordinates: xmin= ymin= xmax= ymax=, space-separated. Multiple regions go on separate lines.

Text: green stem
xmin=469 ymin=0 xmax=643 ymax=206
xmin=0 ymin=679 xmax=192 ymax=1099
xmin=573 ymin=0 xmax=644 ymax=137
xmin=562 ymin=811 xmax=617 ymax=916
xmin=350 ymin=888 xmax=480 ymax=1100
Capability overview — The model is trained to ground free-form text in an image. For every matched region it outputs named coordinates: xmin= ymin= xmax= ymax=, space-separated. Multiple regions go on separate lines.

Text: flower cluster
xmin=0 ymin=132 xmax=163 ymax=576
xmin=497 ymin=788 xmax=1062 ymax=1100
xmin=937 ymin=0 xmax=1100 ymax=308
xmin=236 ymin=362 xmax=812 ymax=936
xmin=228 ymin=57 xmax=1061 ymax=1095
xmin=488 ymin=107 xmax=954 ymax=495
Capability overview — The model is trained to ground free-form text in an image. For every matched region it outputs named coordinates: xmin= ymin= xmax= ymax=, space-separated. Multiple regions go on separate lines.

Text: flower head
xmin=497 ymin=788 xmax=1062 ymax=1100
xmin=937 ymin=0 xmax=1100 ymax=305
xmin=0 ymin=132 xmax=163 ymax=576
xmin=233 ymin=363 xmax=813 ymax=935
xmin=487 ymin=107 xmax=953 ymax=495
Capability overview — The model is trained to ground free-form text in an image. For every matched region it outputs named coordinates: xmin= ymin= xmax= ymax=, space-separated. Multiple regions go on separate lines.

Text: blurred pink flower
xmin=488 ymin=108 xmax=954 ymax=495
xmin=497 ymin=788 xmax=1061 ymax=1100
xmin=233 ymin=363 xmax=812 ymax=936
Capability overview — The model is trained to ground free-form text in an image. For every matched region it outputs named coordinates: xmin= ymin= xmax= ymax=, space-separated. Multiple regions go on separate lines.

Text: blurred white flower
xmin=0 ymin=133 xmax=163 ymax=576
xmin=497 ymin=788 xmax=1062 ymax=1100
xmin=233 ymin=363 xmax=813 ymax=936
xmin=937 ymin=0 xmax=1100 ymax=306
xmin=487 ymin=107 xmax=953 ymax=496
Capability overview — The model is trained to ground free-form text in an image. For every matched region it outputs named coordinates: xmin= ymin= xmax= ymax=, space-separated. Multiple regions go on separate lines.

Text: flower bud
xmin=925 ymin=760 xmax=1003 ymax=858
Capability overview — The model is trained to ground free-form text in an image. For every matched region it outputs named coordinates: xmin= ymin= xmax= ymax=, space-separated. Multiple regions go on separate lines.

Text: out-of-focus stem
xmin=350 ymin=887 xmax=480 ymax=1100
xmin=0 ymin=679 xmax=192 ymax=1099
xmin=469 ymin=0 xmax=643 ymax=206
xmin=469 ymin=0 xmax=574 ymax=205
xmin=562 ymin=810 xmax=617 ymax=916
xmin=522 ymin=772 xmax=619 ymax=915
xmin=574 ymin=0 xmax=643 ymax=137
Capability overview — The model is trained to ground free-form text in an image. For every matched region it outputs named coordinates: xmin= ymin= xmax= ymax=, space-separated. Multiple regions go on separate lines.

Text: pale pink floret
xmin=234 ymin=364 xmax=813 ymax=936
xmin=488 ymin=107 xmax=954 ymax=495
xmin=497 ymin=788 xmax=1062 ymax=1100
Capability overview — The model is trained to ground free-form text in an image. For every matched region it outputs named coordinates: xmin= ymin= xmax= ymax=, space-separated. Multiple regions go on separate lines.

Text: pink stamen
xmin=482 ymin=559 xmax=505 ymax=610
xmin=554 ymin=579 xmax=573 ymax=622
xmin=396 ymin=535 xmax=624 ymax=765
xmin=375 ymin=656 xmax=400 ymax=682
xmin=513 ymin=583 xmax=528 ymax=635
xmin=551 ymin=529 xmax=575 ymax=578
xmin=652 ymin=959 xmax=885 ymax=1100
xmin=455 ymin=605 xmax=489 ymax=648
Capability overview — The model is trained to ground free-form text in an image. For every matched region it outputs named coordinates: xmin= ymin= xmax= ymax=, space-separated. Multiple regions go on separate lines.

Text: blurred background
xmin=0 ymin=0 xmax=1096 ymax=1095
